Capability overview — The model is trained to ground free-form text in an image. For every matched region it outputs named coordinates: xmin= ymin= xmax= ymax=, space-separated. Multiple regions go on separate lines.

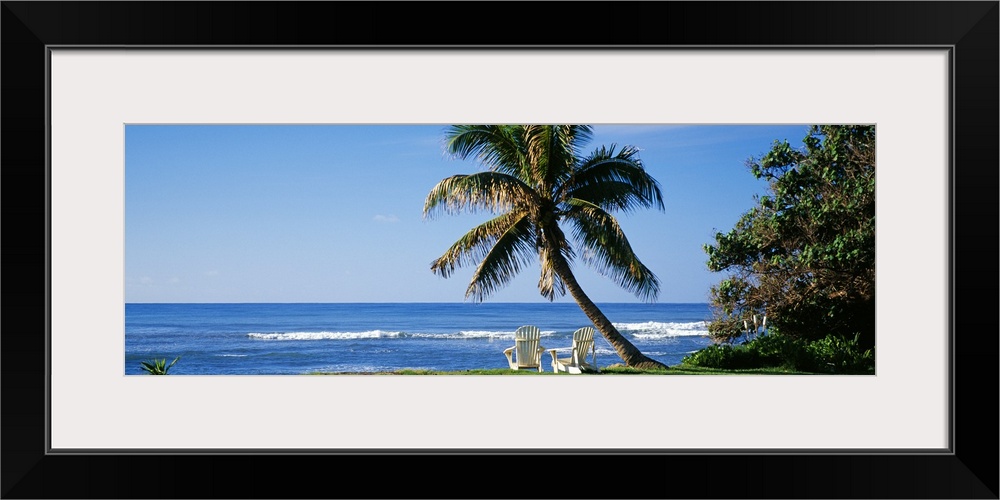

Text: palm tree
xmin=423 ymin=125 xmax=668 ymax=370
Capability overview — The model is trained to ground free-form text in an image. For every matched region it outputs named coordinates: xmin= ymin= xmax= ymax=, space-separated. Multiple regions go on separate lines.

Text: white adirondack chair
xmin=503 ymin=325 xmax=546 ymax=372
xmin=548 ymin=326 xmax=599 ymax=374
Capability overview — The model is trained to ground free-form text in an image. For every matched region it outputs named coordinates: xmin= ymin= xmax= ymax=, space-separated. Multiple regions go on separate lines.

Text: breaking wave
xmin=247 ymin=330 xmax=404 ymax=340
xmin=613 ymin=321 xmax=709 ymax=339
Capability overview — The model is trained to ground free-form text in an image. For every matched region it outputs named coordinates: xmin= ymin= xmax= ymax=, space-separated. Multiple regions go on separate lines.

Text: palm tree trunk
xmin=549 ymin=253 xmax=669 ymax=370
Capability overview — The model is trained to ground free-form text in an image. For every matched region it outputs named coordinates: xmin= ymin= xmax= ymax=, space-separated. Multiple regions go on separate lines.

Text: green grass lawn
xmin=310 ymin=364 xmax=817 ymax=375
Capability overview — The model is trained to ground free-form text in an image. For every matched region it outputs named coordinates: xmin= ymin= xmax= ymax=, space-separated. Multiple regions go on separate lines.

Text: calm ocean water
xmin=124 ymin=302 xmax=715 ymax=375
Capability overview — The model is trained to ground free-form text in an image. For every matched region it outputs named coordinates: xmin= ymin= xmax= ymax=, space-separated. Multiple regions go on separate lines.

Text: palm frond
xmin=524 ymin=125 xmax=595 ymax=195
xmin=423 ymin=171 xmax=535 ymax=218
xmin=564 ymin=125 xmax=594 ymax=158
xmin=430 ymin=211 xmax=531 ymax=279
xmin=565 ymin=199 xmax=661 ymax=302
xmin=536 ymin=247 xmax=567 ymax=301
xmin=558 ymin=144 xmax=665 ymax=213
xmin=535 ymin=221 xmax=577 ymax=300
xmin=464 ymin=214 xmax=538 ymax=302
xmin=522 ymin=125 xmax=552 ymax=189
xmin=444 ymin=125 xmax=529 ymax=179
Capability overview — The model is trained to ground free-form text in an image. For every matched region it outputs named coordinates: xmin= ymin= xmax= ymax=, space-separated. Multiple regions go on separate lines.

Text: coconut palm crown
xmin=423 ymin=125 xmax=668 ymax=370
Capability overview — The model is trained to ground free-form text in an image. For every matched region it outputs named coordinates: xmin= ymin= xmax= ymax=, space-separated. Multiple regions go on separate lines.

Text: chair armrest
xmin=503 ymin=346 xmax=515 ymax=365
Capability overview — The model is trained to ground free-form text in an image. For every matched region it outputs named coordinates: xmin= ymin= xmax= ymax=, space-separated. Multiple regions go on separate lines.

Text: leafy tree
xmin=704 ymin=125 xmax=876 ymax=351
xmin=424 ymin=125 xmax=668 ymax=370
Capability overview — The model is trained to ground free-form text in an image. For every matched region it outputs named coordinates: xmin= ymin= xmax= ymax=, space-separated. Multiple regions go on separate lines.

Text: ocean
xmin=124 ymin=302 xmax=715 ymax=375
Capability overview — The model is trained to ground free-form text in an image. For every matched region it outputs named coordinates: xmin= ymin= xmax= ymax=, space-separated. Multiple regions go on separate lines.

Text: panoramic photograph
xmin=124 ymin=124 xmax=875 ymax=376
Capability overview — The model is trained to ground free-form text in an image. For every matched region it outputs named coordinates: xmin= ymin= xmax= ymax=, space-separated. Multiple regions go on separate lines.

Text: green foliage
xmin=682 ymin=334 xmax=803 ymax=370
xmin=681 ymin=343 xmax=740 ymax=368
xmin=801 ymin=333 xmax=874 ymax=374
xmin=681 ymin=332 xmax=874 ymax=374
xmin=140 ymin=356 xmax=180 ymax=375
xmin=703 ymin=125 xmax=876 ymax=351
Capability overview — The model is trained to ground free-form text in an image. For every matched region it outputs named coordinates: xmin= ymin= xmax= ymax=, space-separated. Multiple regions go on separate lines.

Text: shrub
xmin=682 ymin=331 xmax=874 ymax=374
xmin=743 ymin=332 xmax=805 ymax=368
xmin=801 ymin=333 xmax=874 ymax=374
xmin=681 ymin=334 xmax=800 ymax=370
xmin=140 ymin=356 xmax=180 ymax=375
xmin=682 ymin=343 xmax=738 ymax=368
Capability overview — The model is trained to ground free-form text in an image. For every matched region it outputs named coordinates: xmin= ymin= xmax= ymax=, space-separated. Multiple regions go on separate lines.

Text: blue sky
xmin=125 ymin=124 xmax=811 ymax=303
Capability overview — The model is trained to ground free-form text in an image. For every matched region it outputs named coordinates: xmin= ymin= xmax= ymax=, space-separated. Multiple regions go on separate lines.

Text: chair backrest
xmin=513 ymin=325 xmax=542 ymax=367
xmin=572 ymin=326 xmax=595 ymax=359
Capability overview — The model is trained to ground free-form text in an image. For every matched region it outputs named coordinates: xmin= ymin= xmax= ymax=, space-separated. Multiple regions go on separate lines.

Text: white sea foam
xmin=457 ymin=330 xmax=513 ymax=339
xmin=387 ymin=330 xmax=559 ymax=340
xmin=247 ymin=330 xmax=404 ymax=340
xmin=308 ymin=364 xmax=400 ymax=373
xmin=217 ymin=354 xmax=249 ymax=357
xmin=247 ymin=329 xmax=559 ymax=341
xmin=453 ymin=330 xmax=557 ymax=339
xmin=613 ymin=321 xmax=709 ymax=338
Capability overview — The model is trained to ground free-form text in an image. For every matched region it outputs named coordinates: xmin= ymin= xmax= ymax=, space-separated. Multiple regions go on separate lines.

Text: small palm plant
xmin=140 ymin=356 xmax=180 ymax=375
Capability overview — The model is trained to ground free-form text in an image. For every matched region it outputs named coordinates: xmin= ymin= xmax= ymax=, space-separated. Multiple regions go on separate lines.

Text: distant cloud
xmin=139 ymin=276 xmax=153 ymax=285
xmin=206 ymin=270 xmax=220 ymax=277
xmin=168 ymin=277 xmax=181 ymax=284
xmin=373 ymin=214 xmax=399 ymax=223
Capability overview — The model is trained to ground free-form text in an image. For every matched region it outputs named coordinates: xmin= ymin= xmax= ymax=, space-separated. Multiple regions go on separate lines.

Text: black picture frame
xmin=3 ymin=2 xmax=997 ymax=498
